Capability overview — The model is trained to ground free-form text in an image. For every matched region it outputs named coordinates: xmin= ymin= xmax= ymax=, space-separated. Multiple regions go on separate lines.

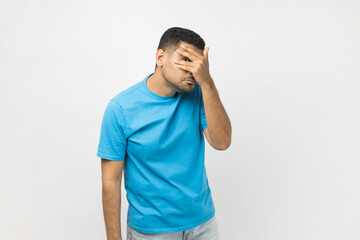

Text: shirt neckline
xmin=142 ymin=73 xmax=178 ymax=100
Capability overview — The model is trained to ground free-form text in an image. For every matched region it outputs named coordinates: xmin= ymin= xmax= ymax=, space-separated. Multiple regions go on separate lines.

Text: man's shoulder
xmin=110 ymin=80 xmax=143 ymax=106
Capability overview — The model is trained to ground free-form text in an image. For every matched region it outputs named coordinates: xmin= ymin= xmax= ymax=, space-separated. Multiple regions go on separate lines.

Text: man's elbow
xmin=216 ymin=138 xmax=231 ymax=151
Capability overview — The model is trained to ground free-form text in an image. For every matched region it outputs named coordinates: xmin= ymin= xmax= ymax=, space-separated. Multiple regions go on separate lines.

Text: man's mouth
xmin=185 ymin=79 xmax=195 ymax=84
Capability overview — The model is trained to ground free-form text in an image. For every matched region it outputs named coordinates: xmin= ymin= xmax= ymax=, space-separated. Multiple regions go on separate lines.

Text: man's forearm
xmin=201 ymin=80 xmax=232 ymax=149
xmin=102 ymin=180 xmax=122 ymax=240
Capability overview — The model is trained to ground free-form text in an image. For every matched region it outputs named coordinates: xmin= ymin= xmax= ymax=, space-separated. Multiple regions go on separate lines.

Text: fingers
xmin=173 ymin=60 xmax=192 ymax=72
xmin=176 ymin=42 xmax=204 ymax=61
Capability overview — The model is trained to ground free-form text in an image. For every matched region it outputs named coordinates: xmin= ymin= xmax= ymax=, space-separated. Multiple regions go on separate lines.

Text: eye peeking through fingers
xmin=183 ymin=57 xmax=191 ymax=62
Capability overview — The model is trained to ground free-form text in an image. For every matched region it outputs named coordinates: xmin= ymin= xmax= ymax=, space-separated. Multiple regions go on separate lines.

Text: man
xmin=97 ymin=27 xmax=231 ymax=240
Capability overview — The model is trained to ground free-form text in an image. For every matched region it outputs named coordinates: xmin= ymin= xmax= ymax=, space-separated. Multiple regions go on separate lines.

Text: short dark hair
xmin=154 ymin=27 xmax=205 ymax=70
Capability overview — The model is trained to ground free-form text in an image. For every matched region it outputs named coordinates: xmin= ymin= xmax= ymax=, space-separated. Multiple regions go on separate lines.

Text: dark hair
xmin=154 ymin=27 xmax=205 ymax=70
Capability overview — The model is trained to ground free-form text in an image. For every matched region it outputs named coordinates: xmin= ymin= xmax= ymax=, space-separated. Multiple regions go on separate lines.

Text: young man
xmin=97 ymin=27 xmax=231 ymax=240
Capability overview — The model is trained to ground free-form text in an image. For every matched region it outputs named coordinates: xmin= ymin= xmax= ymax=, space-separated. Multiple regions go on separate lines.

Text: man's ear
xmin=155 ymin=49 xmax=166 ymax=67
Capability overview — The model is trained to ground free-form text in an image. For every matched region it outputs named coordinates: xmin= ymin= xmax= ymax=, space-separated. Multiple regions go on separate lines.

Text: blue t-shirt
xmin=96 ymin=72 xmax=215 ymax=233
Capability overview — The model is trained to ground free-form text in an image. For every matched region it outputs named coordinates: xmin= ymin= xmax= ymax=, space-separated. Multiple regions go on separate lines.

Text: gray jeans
xmin=126 ymin=215 xmax=219 ymax=240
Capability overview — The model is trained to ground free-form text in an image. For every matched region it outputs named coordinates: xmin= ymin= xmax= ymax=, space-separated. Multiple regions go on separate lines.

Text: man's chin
xmin=180 ymin=86 xmax=195 ymax=93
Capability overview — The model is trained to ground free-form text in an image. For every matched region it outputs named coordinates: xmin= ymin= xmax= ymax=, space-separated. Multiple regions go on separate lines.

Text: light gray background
xmin=1 ymin=0 xmax=359 ymax=239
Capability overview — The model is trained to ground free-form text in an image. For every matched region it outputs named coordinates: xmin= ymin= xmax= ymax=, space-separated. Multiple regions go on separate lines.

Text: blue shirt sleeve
xmin=198 ymin=85 xmax=208 ymax=131
xmin=96 ymin=100 xmax=128 ymax=161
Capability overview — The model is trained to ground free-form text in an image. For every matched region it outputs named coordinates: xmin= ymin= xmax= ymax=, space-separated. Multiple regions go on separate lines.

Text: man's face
xmin=160 ymin=42 xmax=203 ymax=93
